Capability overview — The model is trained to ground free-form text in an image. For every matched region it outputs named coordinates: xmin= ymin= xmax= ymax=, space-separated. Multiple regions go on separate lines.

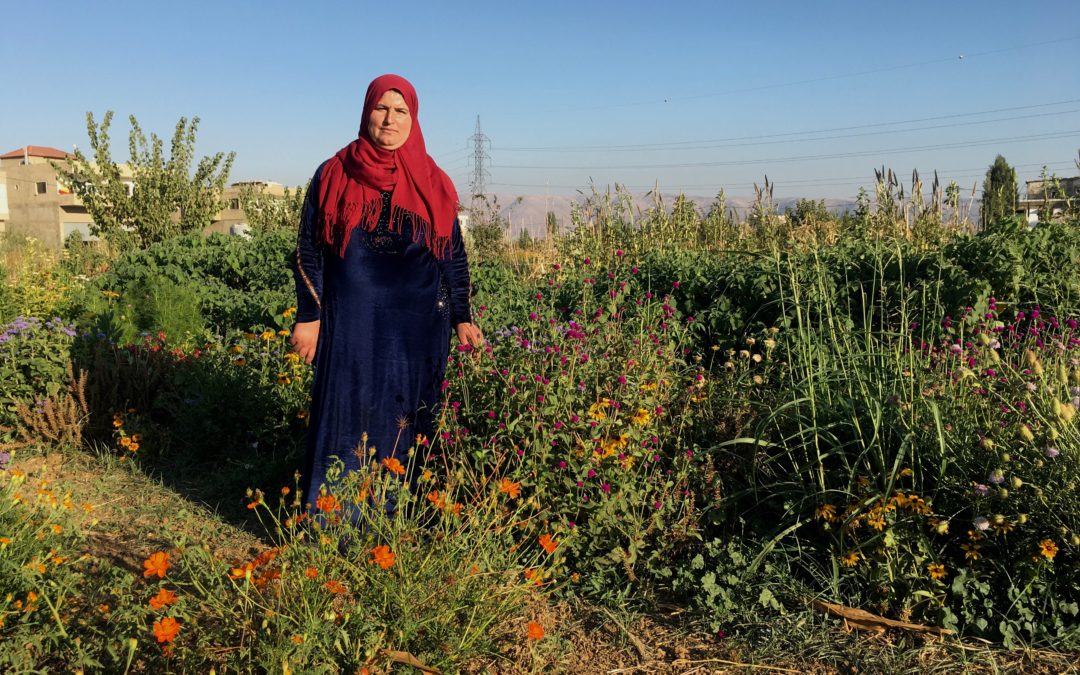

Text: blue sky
xmin=3 ymin=1 xmax=1077 ymax=199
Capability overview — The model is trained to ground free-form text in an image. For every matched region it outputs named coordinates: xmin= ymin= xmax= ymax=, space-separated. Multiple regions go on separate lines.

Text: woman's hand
xmin=291 ymin=320 xmax=321 ymax=364
xmin=456 ymin=322 xmax=484 ymax=350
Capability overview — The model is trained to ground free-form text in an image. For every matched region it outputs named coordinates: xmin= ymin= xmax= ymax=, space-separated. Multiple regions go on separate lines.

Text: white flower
xmin=973 ymin=516 xmax=990 ymax=531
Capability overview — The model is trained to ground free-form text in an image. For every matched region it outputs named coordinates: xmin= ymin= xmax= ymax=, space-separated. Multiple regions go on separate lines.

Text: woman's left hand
xmin=456 ymin=322 xmax=484 ymax=350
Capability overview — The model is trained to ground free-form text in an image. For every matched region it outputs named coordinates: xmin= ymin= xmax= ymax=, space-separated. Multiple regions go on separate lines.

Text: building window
xmin=36 ymin=181 xmax=47 ymax=194
xmin=229 ymin=198 xmax=240 ymax=210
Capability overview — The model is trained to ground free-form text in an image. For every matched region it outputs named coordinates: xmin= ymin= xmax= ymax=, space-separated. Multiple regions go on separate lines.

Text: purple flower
xmin=988 ymin=470 xmax=1005 ymax=485
xmin=0 ymin=451 xmax=10 ymax=470
xmin=974 ymin=483 xmax=990 ymax=496
xmin=600 ymin=483 xmax=611 ymax=494
xmin=1045 ymin=446 xmax=1060 ymax=459
xmin=973 ymin=516 xmax=990 ymax=531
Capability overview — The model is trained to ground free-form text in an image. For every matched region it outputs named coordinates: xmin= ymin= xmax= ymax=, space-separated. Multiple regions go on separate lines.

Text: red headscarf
xmin=317 ymin=74 xmax=459 ymax=259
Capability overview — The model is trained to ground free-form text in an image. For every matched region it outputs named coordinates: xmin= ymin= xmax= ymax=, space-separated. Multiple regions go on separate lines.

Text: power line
xmin=492 ymin=130 xmax=1079 ymax=171
xmin=495 ymin=99 xmax=1080 ymax=152
xmin=485 ymin=161 xmax=1077 ymax=192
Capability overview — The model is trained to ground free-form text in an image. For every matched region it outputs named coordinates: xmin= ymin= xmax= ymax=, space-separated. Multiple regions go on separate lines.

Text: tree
xmin=238 ymin=182 xmax=307 ymax=233
xmin=981 ymin=154 xmax=1018 ymax=227
xmin=545 ymin=210 xmax=559 ymax=239
xmin=54 ymin=111 xmax=235 ymax=251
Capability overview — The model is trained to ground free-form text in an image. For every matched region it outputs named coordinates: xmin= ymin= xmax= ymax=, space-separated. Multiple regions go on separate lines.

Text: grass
xmin=3 ymin=443 xmax=1077 ymax=672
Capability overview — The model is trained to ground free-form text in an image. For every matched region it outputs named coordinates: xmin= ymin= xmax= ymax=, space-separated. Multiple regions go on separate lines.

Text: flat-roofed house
xmin=0 ymin=145 xmax=120 ymax=248
xmin=1018 ymin=176 xmax=1080 ymax=225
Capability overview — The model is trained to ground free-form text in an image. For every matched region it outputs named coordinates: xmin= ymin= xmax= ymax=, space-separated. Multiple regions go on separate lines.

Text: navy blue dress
xmin=292 ymin=164 xmax=472 ymax=509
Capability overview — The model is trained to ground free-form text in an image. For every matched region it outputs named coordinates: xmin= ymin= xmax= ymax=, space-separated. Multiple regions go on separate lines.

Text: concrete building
xmin=0 ymin=145 xmax=110 ymax=248
xmin=1 ymin=145 xmax=288 ymax=247
xmin=1018 ymin=176 xmax=1080 ymax=225
xmin=206 ymin=180 xmax=287 ymax=236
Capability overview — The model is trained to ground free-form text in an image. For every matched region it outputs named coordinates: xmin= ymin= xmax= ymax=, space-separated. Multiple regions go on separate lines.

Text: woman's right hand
xmin=290 ymin=320 xmax=321 ymax=364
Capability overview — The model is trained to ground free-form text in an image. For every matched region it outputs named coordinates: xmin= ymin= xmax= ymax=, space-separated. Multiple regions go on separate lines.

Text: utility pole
xmin=467 ymin=116 xmax=491 ymax=205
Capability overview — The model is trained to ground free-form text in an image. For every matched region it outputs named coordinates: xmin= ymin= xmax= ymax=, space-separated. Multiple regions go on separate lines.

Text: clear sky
xmin=3 ymin=0 xmax=1078 ymax=200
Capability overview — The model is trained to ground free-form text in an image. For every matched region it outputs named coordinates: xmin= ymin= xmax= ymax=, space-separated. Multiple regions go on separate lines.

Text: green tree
xmin=465 ymin=195 xmax=508 ymax=261
xmin=545 ymin=210 xmax=559 ymax=239
xmin=54 ymin=111 xmax=235 ymax=251
xmin=981 ymin=154 xmax=1018 ymax=227
xmin=784 ymin=198 xmax=831 ymax=227
xmin=238 ymin=182 xmax=307 ymax=233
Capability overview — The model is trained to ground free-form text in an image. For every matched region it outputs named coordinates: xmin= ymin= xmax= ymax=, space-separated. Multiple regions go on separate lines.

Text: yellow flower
xmin=961 ymin=543 xmax=982 ymax=561
xmin=630 ymin=408 xmax=652 ymax=427
xmin=282 ymin=307 xmax=297 ymax=318
xmin=260 ymin=330 xmax=276 ymax=341
xmin=587 ymin=399 xmax=610 ymax=421
xmin=1038 ymin=539 xmax=1058 ymax=561
xmin=233 ymin=357 xmax=247 ymax=367
xmin=840 ymin=551 xmax=861 ymax=567
xmin=927 ymin=564 xmax=947 ymax=580
xmin=639 ymin=382 xmax=658 ymax=392
xmin=285 ymin=352 xmax=301 ymax=364
xmin=815 ymin=504 xmax=837 ymax=522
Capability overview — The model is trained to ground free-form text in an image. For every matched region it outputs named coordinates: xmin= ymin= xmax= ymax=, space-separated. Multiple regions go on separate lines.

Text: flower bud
xmin=997 ymin=487 xmax=1009 ymax=498
xmin=992 ymin=514 xmax=1006 ymax=525
xmin=978 ymin=333 xmax=991 ymax=345
xmin=1000 ymin=452 xmax=1010 ymax=462
xmin=1017 ymin=513 xmax=1029 ymax=524
xmin=1072 ymin=534 xmax=1080 ymax=547
xmin=1058 ymin=403 xmax=1076 ymax=425
xmin=979 ymin=437 xmax=994 ymax=450
xmin=1017 ymin=425 xmax=1035 ymax=443
xmin=1058 ymin=364 xmax=1070 ymax=386
xmin=1010 ymin=476 xmax=1023 ymax=489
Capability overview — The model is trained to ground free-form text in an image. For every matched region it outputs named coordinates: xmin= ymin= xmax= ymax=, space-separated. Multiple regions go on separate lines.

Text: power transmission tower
xmin=468 ymin=116 xmax=491 ymax=203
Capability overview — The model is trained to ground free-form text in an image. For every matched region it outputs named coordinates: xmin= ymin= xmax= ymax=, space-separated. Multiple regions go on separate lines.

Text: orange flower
xmin=371 ymin=544 xmax=396 ymax=569
xmin=152 ymin=616 xmax=181 ymax=643
xmin=523 ymin=567 xmax=544 ymax=586
xmin=427 ymin=490 xmax=445 ymax=509
xmin=291 ymin=634 xmax=304 ymax=644
xmin=381 ymin=457 xmax=406 ymax=476
xmin=253 ymin=548 xmax=279 ymax=567
xmin=526 ymin=621 xmax=545 ymax=640
xmin=304 ymin=566 xmax=319 ymax=579
xmin=498 ymin=478 xmax=521 ymax=498
xmin=143 ymin=551 xmax=169 ymax=579
xmin=539 ymin=533 xmax=558 ymax=554
xmin=315 ymin=494 xmax=339 ymax=513
xmin=148 ymin=588 xmax=178 ymax=610
xmin=324 ymin=579 xmax=347 ymax=594
xmin=230 ymin=562 xmax=255 ymax=580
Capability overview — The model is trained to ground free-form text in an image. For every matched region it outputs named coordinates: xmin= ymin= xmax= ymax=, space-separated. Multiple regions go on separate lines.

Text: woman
xmin=291 ymin=74 xmax=483 ymax=511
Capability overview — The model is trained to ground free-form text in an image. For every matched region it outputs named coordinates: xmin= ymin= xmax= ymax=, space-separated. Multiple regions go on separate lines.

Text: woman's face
xmin=366 ymin=89 xmax=412 ymax=151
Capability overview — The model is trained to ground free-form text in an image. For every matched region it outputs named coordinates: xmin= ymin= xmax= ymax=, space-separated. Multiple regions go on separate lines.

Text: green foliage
xmin=0 ymin=317 xmax=77 ymax=427
xmin=0 ymin=235 xmax=88 ymax=323
xmin=53 ymin=112 xmax=235 ymax=251
xmin=237 ymin=182 xmax=307 ymax=233
xmin=982 ymin=154 xmax=1018 ymax=227
xmin=80 ymin=229 xmax=295 ymax=332
xmin=465 ymin=195 xmax=509 ymax=262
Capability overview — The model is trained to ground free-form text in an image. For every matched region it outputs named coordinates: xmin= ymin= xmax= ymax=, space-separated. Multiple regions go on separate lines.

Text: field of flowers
xmin=2 ymin=190 xmax=1080 ymax=671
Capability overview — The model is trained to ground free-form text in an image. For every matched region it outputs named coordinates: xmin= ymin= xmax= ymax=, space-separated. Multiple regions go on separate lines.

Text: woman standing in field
xmin=290 ymin=74 xmax=482 ymax=512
